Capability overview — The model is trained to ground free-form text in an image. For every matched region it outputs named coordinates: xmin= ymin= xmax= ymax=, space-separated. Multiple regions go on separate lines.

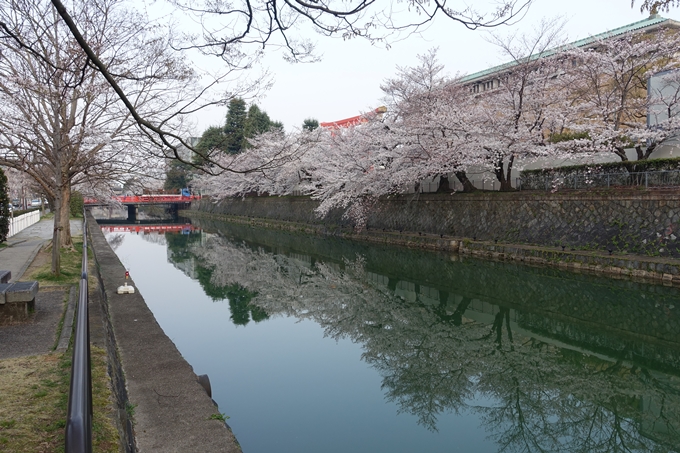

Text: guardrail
xmin=518 ymin=169 xmax=680 ymax=191
xmin=65 ymin=213 xmax=92 ymax=453
xmin=8 ymin=210 xmax=41 ymax=237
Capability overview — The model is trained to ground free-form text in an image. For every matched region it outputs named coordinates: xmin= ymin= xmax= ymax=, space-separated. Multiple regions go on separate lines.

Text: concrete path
xmin=0 ymin=217 xmax=83 ymax=282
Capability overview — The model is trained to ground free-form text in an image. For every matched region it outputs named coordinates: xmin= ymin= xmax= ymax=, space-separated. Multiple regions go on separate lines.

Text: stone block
xmin=0 ymin=283 xmax=10 ymax=304
xmin=0 ymin=281 xmax=39 ymax=323
xmin=5 ymin=281 xmax=39 ymax=303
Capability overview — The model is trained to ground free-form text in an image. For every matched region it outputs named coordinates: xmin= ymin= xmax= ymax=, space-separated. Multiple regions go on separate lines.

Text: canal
xmin=102 ymin=217 xmax=680 ymax=452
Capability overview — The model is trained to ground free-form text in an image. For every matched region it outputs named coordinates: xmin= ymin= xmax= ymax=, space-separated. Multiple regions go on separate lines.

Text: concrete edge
xmin=13 ymin=241 xmax=45 ymax=282
xmin=86 ymin=212 xmax=242 ymax=453
xmin=56 ymin=285 xmax=77 ymax=352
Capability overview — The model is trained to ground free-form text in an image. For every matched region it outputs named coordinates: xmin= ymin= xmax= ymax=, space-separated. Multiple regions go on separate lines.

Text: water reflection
xmin=113 ymin=219 xmax=680 ymax=452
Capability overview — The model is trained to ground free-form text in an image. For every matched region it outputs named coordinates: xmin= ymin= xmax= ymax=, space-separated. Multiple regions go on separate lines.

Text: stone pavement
xmin=0 ymin=217 xmax=83 ymax=358
xmin=0 ymin=217 xmax=83 ymax=282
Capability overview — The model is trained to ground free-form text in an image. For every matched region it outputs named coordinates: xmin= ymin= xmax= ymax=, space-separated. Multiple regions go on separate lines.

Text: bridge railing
xmin=84 ymin=194 xmax=201 ymax=205
xmin=65 ymin=213 xmax=92 ymax=453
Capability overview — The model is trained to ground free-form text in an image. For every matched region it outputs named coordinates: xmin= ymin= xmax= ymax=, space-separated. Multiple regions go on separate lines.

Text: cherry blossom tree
xmin=558 ymin=29 xmax=680 ymax=162
xmin=0 ymin=0 xmax=195 ymax=274
xmin=380 ymin=49 xmax=481 ymax=193
xmin=473 ymin=19 xmax=574 ymax=190
xmin=195 ymin=128 xmax=325 ymax=197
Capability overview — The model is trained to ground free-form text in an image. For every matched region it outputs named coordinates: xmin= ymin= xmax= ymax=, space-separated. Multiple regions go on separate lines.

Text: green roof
xmin=460 ymin=15 xmax=677 ymax=84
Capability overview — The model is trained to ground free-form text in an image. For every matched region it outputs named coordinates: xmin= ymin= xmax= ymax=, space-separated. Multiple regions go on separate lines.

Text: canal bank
xmin=107 ymin=212 xmax=680 ymax=451
xmin=185 ymin=190 xmax=680 ymax=286
xmin=86 ymin=212 xmax=241 ymax=452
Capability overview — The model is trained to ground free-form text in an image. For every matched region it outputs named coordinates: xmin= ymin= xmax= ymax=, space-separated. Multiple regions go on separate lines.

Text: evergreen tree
xmin=194 ymin=126 xmax=229 ymax=164
xmin=242 ymin=104 xmax=285 ymax=147
xmin=244 ymin=105 xmax=272 ymax=137
xmin=224 ymin=98 xmax=247 ymax=154
xmin=164 ymin=160 xmax=192 ymax=191
xmin=302 ymin=118 xmax=319 ymax=131
xmin=197 ymin=99 xmax=282 ymax=157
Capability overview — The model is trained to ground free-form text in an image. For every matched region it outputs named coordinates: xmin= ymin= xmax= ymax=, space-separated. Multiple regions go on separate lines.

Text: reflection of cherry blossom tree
xmin=163 ymin=230 xmax=680 ymax=448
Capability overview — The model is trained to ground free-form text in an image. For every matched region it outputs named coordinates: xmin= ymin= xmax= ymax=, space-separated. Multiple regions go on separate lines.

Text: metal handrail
xmin=518 ymin=168 xmax=680 ymax=191
xmin=65 ymin=213 xmax=92 ymax=453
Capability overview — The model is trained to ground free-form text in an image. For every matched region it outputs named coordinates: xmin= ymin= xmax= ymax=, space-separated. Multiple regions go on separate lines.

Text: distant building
xmin=461 ymin=14 xmax=680 ymax=94
xmin=442 ymin=14 xmax=680 ymax=191
xmin=167 ymin=136 xmax=201 ymax=162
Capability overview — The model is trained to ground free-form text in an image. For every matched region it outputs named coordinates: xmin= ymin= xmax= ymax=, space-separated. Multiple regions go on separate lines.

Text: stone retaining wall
xmin=191 ymin=190 xmax=680 ymax=285
xmin=195 ymin=190 xmax=680 ymax=257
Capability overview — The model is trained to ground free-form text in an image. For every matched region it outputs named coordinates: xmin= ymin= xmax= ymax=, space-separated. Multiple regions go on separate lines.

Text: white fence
xmin=8 ymin=210 xmax=41 ymax=237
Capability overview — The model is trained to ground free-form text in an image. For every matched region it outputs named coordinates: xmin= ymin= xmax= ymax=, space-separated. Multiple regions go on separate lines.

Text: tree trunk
xmin=494 ymin=155 xmax=516 ymax=191
xmin=615 ymin=147 xmax=629 ymax=162
xmin=436 ymin=174 xmax=453 ymax=193
xmin=636 ymin=143 xmax=656 ymax=161
xmin=454 ymin=171 xmax=476 ymax=192
xmin=59 ymin=184 xmax=72 ymax=247
xmin=51 ymin=194 xmax=61 ymax=276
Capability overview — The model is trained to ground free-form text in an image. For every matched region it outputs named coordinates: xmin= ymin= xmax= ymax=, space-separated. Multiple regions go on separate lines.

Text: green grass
xmin=209 ymin=412 xmax=230 ymax=422
xmin=0 ymin=233 xmax=120 ymax=452
xmin=0 ymin=347 xmax=119 ymax=453
xmin=26 ymin=237 xmax=89 ymax=286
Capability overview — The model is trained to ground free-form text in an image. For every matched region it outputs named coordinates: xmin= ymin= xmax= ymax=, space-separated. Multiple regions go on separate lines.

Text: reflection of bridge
xmin=100 ymin=223 xmax=197 ymax=234
xmin=85 ymin=195 xmax=201 ymax=221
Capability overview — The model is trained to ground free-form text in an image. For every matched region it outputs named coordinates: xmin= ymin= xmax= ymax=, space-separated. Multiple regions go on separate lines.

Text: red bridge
xmin=100 ymin=224 xmax=197 ymax=234
xmin=85 ymin=194 xmax=201 ymax=221
xmin=84 ymin=194 xmax=201 ymax=205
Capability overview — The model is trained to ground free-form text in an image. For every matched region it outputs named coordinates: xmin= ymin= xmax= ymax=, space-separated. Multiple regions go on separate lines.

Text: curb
xmin=13 ymin=240 xmax=46 ymax=282
xmin=56 ymin=285 xmax=77 ymax=352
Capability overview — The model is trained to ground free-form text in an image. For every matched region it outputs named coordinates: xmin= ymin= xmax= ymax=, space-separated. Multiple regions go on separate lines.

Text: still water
xmin=103 ymin=218 xmax=680 ymax=453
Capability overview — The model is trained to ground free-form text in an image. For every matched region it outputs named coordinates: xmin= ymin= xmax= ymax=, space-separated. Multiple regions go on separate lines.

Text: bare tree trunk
xmin=615 ymin=147 xmax=628 ymax=161
xmin=59 ymin=184 xmax=72 ymax=246
xmin=51 ymin=193 xmax=61 ymax=276
xmin=636 ymin=143 xmax=657 ymax=161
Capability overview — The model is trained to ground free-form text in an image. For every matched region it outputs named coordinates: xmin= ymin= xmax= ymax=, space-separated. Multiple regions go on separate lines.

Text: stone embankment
xmin=188 ymin=190 xmax=680 ymax=286
xmin=87 ymin=213 xmax=241 ymax=453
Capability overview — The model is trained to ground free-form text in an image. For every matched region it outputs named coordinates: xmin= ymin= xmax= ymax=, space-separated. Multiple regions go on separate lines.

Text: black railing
xmin=65 ymin=214 xmax=92 ymax=453
xmin=518 ymin=169 xmax=680 ymax=191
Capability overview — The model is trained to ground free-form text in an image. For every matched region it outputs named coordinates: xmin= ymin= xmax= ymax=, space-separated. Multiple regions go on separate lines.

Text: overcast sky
xmin=182 ymin=0 xmax=680 ymax=134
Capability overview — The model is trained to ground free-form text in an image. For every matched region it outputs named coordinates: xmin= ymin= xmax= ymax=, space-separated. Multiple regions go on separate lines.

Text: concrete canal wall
xmin=87 ymin=213 xmax=241 ymax=452
xmin=189 ymin=190 xmax=680 ymax=285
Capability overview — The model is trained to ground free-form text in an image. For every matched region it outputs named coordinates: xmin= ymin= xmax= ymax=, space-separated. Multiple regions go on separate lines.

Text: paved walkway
xmin=0 ymin=217 xmax=83 ymax=358
xmin=0 ymin=217 xmax=82 ymax=282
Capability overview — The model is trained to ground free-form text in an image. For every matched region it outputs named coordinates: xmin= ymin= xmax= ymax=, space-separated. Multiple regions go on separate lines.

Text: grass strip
xmin=0 ymin=347 xmax=118 ymax=453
